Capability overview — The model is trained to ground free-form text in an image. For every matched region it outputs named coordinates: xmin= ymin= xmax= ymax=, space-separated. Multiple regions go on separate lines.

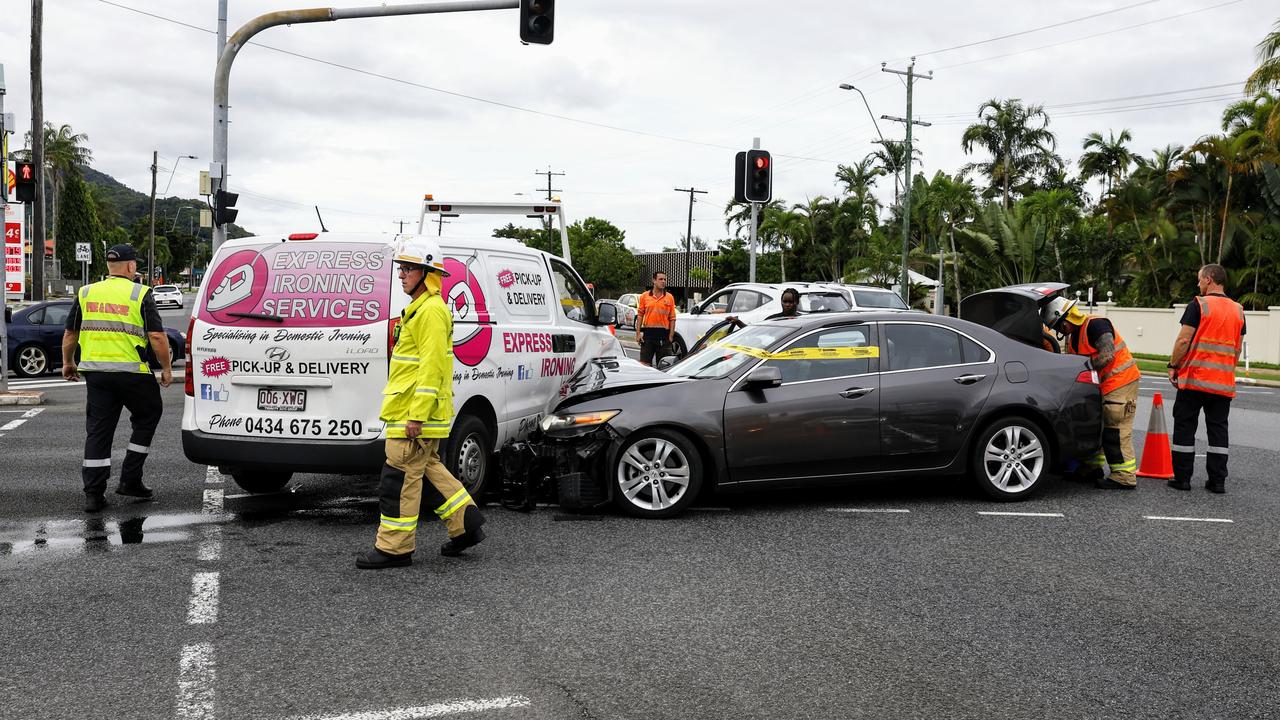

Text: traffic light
xmin=14 ymin=160 xmax=36 ymax=203
xmin=735 ymin=150 xmax=772 ymax=203
xmin=213 ymin=188 xmax=239 ymax=226
xmin=519 ymin=0 xmax=554 ymax=44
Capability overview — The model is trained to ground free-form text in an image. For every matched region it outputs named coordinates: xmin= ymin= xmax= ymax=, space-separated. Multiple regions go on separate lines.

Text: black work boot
xmin=440 ymin=505 xmax=486 ymax=557
xmin=84 ymin=494 xmax=108 ymax=513
xmin=355 ymin=548 xmax=413 ymax=570
xmin=115 ymin=482 xmax=154 ymax=499
xmin=1096 ymin=477 xmax=1135 ymax=490
xmin=1205 ymin=480 xmax=1226 ymax=494
xmin=1167 ymin=478 xmax=1191 ymax=491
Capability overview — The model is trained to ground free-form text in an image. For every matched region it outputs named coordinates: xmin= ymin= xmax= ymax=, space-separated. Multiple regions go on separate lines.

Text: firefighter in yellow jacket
xmin=357 ymin=237 xmax=485 ymax=569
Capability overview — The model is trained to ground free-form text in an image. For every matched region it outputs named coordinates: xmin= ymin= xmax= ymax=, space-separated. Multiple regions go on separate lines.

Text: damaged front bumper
xmin=498 ymin=427 xmax=619 ymax=512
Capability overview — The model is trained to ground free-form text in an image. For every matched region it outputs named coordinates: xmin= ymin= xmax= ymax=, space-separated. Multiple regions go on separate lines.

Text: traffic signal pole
xmin=1 ymin=64 xmax=8 ymax=394
xmin=211 ymin=0 xmax=521 ymax=254
xmin=748 ymin=137 xmax=759 ymax=283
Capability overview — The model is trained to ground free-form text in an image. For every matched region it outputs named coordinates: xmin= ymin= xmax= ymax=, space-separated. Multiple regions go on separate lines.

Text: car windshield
xmin=852 ymin=290 xmax=908 ymax=309
xmin=798 ymin=292 xmax=851 ymax=313
xmin=667 ymin=325 xmax=794 ymax=380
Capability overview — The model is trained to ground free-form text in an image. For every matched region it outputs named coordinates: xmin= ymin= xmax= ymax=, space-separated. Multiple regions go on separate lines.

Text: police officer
xmin=1044 ymin=296 xmax=1141 ymax=489
xmin=1167 ymin=264 xmax=1246 ymax=493
xmin=357 ymin=237 xmax=486 ymax=570
xmin=62 ymin=244 xmax=171 ymax=513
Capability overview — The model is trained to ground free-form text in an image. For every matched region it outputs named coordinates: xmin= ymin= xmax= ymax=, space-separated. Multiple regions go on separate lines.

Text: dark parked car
xmin=534 ymin=308 xmax=1102 ymax=518
xmin=5 ymin=300 xmax=185 ymax=378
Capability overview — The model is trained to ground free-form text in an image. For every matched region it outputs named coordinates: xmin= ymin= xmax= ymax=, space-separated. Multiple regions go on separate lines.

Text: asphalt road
xmin=3 ymin=313 xmax=1279 ymax=719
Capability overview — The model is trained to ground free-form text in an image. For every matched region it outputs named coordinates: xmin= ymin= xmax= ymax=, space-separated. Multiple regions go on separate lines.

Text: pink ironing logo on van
xmin=203 ymin=244 xmax=391 ymax=327
xmin=443 ymin=256 xmax=493 ymax=367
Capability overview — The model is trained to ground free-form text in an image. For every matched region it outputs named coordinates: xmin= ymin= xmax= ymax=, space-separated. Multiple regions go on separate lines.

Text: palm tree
xmin=955 ymin=203 xmax=1047 ymax=288
xmin=723 ymin=198 xmax=783 ymax=239
xmin=1188 ymin=131 xmax=1269 ymax=262
xmin=834 ymin=155 xmax=883 ymax=204
xmin=869 ymin=141 xmax=919 ymax=208
xmin=1246 ymin=19 xmax=1280 ymax=139
xmin=1078 ymin=129 xmax=1135 ymax=202
xmin=27 ymin=123 xmax=93 ymax=250
xmin=1022 ymin=189 xmax=1080 ymax=283
xmin=960 ymin=98 xmax=1058 ymax=209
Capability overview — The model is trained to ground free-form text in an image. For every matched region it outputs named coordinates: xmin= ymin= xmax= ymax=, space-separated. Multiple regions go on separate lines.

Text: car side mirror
xmin=690 ymin=305 xmax=702 ymax=315
xmin=742 ymin=365 xmax=782 ymax=389
xmin=656 ymin=355 xmax=678 ymax=371
xmin=596 ymin=302 xmax=617 ymax=326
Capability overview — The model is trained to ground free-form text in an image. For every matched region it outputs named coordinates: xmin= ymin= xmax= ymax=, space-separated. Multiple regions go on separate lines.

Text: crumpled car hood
xmin=547 ymin=357 xmax=691 ymax=412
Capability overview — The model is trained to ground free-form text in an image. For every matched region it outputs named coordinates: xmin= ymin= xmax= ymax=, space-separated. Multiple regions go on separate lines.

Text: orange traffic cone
xmin=1136 ymin=392 xmax=1175 ymax=479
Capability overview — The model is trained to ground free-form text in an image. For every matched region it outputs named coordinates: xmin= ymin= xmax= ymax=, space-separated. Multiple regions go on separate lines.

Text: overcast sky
xmin=0 ymin=0 xmax=1266 ymax=251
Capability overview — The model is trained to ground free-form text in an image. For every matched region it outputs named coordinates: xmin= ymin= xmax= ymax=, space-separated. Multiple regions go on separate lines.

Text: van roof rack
xmin=416 ymin=199 xmax=571 ymax=262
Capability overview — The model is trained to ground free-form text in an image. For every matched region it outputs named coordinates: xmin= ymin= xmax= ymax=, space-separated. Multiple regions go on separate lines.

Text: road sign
xmin=5 ymin=216 xmax=24 ymax=298
xmin=76 ymin=242 xmax=91 ymax=262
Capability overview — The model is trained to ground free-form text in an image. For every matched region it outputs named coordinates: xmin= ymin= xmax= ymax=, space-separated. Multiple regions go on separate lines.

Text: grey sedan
xmin=536 ymin=311 xmax=1103 ymax=518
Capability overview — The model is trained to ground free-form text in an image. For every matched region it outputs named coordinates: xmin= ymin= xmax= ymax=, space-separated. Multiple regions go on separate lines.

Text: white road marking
xmin=197 ymin=525 xmax=222 ymax=562
xmin=977 ymin=511 xmax=1065 ymax=518
xmin=287 ymin=696 xmax=533 ymax=720
xmin=186 ymin=572 xmax=220 ymax=624
xmin=176 ymin=643 xmax=216 ymax=720
xmin=2 ymin=379 xmax=86 ymax=390
xmin=1144 ymin=516 xmax=1234 ymax=523
xmin=828 ymin=508 xmax=911 ymax=514
xmin=204 ymin=465 xmax=224 ymax=485
xmin=202 ymin=489 xmax=224 ymax=515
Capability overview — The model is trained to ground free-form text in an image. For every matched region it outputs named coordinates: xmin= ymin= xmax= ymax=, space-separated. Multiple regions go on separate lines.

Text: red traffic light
xmin=754 ymin=156 xmax=769 ymax=170
xmin=20 ymin=164 xmax=33 ymax=180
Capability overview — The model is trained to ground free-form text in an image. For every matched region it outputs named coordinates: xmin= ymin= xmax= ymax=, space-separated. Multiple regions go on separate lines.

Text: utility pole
xmin=435 ymin=215 xmax=453 ymax=236
xmin=148 ymin=151 xmax=158 ymax=285
xmin=881 ymin=58 xmax=932 ymax=306
xmin=30 ymin=0 xmax=44 ymax=301
xmin=535 ymin=166 xmax=563 ymax=248
xmin=393 ymin=220 xmax=407 ymax=233
xmin=673 ymin=186 xmax=706 ymax=309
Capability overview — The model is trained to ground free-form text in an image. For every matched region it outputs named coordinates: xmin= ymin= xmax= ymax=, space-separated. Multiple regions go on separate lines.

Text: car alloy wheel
xmin=613 ymin=430 xmax=702 ymax=518
xmin=973 ymin=419 xmax=1048 ymax=499
xmin=16 ymin=345 xmax=50 ymax=377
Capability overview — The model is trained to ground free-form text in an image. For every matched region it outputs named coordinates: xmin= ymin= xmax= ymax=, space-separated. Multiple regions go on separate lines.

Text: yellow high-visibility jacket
xmin=78 ymin=276 xmax=151 ymax=373
xmin=380 ymin=290 xmax=455 ymax=439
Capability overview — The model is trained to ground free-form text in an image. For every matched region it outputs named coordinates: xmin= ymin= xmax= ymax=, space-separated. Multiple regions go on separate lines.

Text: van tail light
xmin=388 ymin=318 xmax=400 ymax=358
xmin=1076 ymin=369 xmax=1099 ymax=385
xmin=184 ymin=316 xmax=196 ymax=396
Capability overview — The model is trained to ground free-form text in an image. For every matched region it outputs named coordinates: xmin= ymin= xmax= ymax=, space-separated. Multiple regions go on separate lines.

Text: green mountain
xmin=80 ymin=165 xmax=250 ymax=239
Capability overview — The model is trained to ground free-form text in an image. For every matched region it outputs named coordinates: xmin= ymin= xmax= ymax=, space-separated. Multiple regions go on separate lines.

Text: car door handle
xmin=953 ymin=374 xmax=987 ymax=385
xmin=839 ymin=387 xmax=875 ymax=399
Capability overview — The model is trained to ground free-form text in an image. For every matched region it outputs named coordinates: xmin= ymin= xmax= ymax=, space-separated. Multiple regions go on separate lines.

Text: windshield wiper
xmin=228 ymin=311 xmax=284 ymax=323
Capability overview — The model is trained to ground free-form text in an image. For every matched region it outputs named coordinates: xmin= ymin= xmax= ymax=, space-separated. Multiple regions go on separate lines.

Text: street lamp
xmin=169 ymin=205 xmax=200 ymax=233
xmin=150 ymin=153 xmax=197 ymax=286
xmin=838 ymin=83 xmax=901 ymax=195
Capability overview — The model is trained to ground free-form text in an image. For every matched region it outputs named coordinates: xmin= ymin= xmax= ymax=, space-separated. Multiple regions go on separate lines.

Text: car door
xmin=723 ymin=323 xmax=881 ymax=484
xmin=877 ymin=321 xmax=997 ymax=470
xmin=40 ymin=303 xmax=72 ymax=359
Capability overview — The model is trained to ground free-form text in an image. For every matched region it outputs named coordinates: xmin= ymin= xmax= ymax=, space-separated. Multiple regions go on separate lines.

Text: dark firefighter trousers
xmin=375 ymin=438 xmax=476 ymax=556
xmin=82 ymin=372 xmax=163 ymax=496
xmin=1171 ymin=388 xmax=1232 ymax=487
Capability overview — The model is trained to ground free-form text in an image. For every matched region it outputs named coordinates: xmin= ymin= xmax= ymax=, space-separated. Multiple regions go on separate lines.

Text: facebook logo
xmin=200 ymin=384 xmax=230 ymax=402
xmin=517 ymin=365 xmax=534 ymax=381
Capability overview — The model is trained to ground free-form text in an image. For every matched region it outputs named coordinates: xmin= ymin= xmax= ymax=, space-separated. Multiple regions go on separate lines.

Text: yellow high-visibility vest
xmin=77 ymin=276 xmax=150 ymax=373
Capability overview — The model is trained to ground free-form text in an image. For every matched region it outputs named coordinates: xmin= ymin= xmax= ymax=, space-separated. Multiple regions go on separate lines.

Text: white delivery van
xmin=182 ymin=200 xmax=624 ymax=494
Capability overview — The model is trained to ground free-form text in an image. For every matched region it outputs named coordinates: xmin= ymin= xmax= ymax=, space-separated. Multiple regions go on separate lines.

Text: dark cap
xmin=105 ymin=244 xmax=136 ymax=262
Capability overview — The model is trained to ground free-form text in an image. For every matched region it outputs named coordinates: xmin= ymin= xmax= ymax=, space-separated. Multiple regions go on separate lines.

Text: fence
xmin=1090 ymin=303 xmax=1280 ymax=365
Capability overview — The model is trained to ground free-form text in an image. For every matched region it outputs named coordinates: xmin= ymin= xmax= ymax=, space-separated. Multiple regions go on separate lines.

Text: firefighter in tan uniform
xmin=1044 ymin=296 xmax=1142 ymax=489
xmin=356 ymin=237 xmax=486 ymax=570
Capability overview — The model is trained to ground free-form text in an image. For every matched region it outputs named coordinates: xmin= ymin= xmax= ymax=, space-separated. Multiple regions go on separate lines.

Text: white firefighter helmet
xmin=1041 ymin=295 xmax=1080 ymax=329
xmin=392 ymin=237 xmax=450 ymax=276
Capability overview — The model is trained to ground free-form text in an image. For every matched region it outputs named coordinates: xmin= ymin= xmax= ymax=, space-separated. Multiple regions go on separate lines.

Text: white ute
xmin=181 ymin=199 xmax=624 ymax=494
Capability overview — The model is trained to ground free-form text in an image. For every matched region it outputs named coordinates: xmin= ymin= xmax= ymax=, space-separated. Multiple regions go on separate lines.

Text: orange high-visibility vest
xmin=1178 ymin=295 xmax=1244 ymax=398
xmin=637 ymin=290 xmax=676 ymax=331
xmin=1068 ymin=316 xmax=1140 ymax=395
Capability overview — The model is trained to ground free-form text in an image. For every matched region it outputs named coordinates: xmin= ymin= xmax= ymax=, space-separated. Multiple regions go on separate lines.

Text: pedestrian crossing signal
xmin=15 ymin=160 xmax=36 ymax=203
xmin=519 ymin=0 xmax=554 ymax=45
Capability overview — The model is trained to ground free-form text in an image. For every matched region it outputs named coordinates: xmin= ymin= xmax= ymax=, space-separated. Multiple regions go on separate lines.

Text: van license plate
xmin=257 ymin=388 xmax=307 ymax=412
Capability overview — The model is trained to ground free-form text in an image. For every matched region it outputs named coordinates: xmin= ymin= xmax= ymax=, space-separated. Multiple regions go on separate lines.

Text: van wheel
xmin=230 ymin=470 xmax=293 ymax=494
xmin=445 ymin=414 xmax=493 ymax=497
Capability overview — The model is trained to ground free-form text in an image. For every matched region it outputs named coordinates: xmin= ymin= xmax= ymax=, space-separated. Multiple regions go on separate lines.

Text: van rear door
xmin=190 ymin=238 xmax=394 ymax=443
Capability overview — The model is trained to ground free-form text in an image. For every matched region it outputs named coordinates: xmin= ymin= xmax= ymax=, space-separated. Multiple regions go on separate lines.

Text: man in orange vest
xmin=635 ymin=271 xmax=677 ymax=366
xmin=1044 ymin=296 xmax=1141 ymax=489
xmin=1166 ymin=264 xmax=1246 ymax=493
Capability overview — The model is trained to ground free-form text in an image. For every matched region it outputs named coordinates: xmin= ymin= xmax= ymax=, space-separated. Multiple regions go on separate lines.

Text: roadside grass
xmin=1132 ymin=353 xmax=1280 ymax=379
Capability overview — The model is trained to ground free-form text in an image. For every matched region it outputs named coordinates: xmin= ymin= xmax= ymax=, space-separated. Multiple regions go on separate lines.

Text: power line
xmin=921 ymin=82 xmax=1246 ymax=120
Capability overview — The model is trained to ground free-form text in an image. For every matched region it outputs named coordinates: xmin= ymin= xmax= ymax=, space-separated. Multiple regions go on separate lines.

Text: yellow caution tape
xmin=715 ymin=342 xmax=880 ymax=360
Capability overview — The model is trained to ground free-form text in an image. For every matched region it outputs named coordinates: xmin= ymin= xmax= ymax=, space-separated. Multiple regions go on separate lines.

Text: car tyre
xmin=444 ymin=413 xmax=493 ymax=497
xmin=611 ymin=429 xmax=703 ymax=519
xmin=668 ymin=333 xmax=687 ymax=358
xmin=230 ymin=470 xmax=293 ymax=494
xmin=971 ymin=416 xmax=1051 ymax=501
xmin=14 ymin=344 xmax=50 ymax=378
